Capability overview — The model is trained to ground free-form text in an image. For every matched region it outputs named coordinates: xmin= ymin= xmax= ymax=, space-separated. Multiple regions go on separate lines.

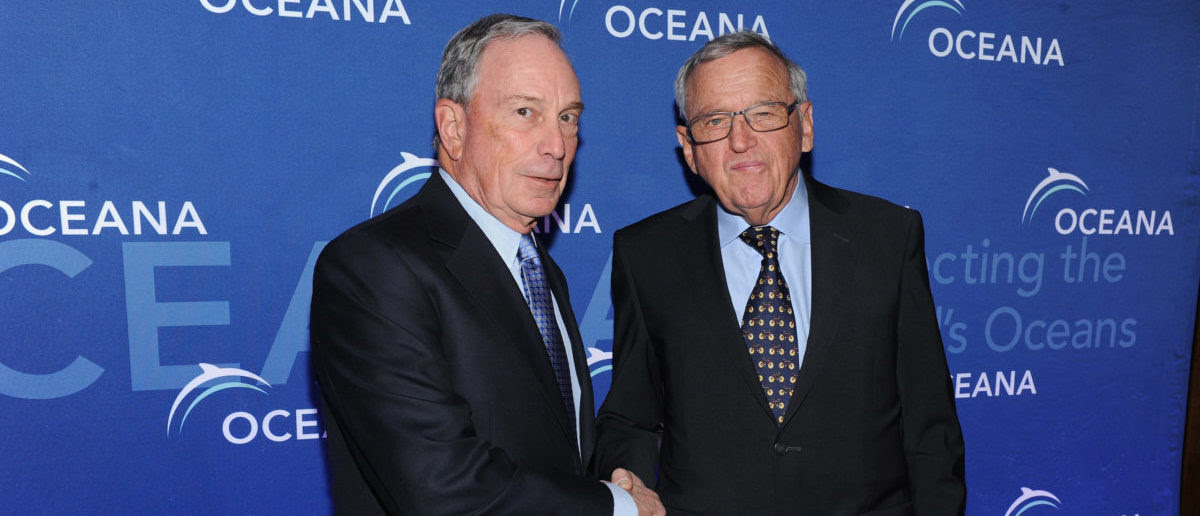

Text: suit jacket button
xmin=773 ymin=443 xmax=787 ymax=455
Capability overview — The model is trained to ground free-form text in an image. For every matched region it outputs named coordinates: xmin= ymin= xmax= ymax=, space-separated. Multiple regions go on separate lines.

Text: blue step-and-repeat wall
xmin=2 ymin=1 xmax=1197 ymax=514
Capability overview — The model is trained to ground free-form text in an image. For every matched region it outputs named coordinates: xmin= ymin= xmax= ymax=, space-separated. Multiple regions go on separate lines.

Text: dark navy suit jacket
xmin=311 ymin=173 xmax=610 ymax=515
xmin=594 ymin=175 xmax=965 ymax=515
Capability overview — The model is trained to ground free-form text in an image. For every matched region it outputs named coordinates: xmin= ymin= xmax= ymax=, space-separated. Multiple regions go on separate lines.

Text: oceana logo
xmin=558 ymin=0 xmax=582 ymax=21
xmin=891 ymin=0 xmax=1065 ymax=66
xmin=370 ymin=152 xmax=437 ymax=218
xmin=1004 ymin=487 xmax=1061 ymax=516
xmin=562 ymin=2 xmax=768 ymax=42
xmin=0 ymin=153 xmax=207 ymax=237
xmin=199 ymin=0 xmax=411 ymax=24
xmin=167 ymin=363 xmax=271 ymax=436
xmin=890 ymin=0 xmax=964 ymax=42
xmin=167 ymin=363 xmax=324 ymax=444
xmin=1021 ymin=167 xmax=1087 ymax=225
xmin=586 ymin=347 xmax=612 ymax=378
xmin=0 ymin=152 xmax=31 ymax=183
xmin=1022 ymin=167 xmax=1174 ymax=236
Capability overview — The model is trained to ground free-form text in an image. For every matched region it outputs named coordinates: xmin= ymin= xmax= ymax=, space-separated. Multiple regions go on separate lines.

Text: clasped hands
xmin=610 ymin=468 xmax=665 ymax=516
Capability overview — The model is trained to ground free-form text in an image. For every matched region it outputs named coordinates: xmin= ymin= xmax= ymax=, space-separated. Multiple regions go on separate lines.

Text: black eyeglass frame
xmin=685 ymin=100 xmax=801 ymax=144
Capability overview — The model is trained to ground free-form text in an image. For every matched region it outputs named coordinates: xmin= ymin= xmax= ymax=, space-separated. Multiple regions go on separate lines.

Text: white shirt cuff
xmin=604 ymin=481 xmax=639 ymax=516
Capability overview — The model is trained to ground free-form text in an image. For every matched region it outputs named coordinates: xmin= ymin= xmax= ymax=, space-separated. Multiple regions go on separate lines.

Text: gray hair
xmin=674 ymin=31 xmax=808 ymax=121
xmin=433 ymin=14 xmax=563 ymax=151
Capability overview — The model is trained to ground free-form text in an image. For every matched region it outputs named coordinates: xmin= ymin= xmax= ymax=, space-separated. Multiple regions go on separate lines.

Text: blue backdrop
xmin=2 ymin=1 xmax=1197 ymax=514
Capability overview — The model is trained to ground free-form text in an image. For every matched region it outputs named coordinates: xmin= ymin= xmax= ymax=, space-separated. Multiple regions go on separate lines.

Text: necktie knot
xmin=518 ymin=233 xmax=540 ymax=265
xmin=739 ymin=225 xmax=781 ymax=259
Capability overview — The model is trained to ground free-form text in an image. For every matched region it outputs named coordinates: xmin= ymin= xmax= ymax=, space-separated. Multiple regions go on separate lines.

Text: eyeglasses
xmin=685 ymin=100 xmax=800 ymax=144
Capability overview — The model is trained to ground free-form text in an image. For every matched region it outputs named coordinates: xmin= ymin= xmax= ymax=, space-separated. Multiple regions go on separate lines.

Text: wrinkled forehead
xmin=473 ymin=34 xmax=579 ymax=96
xmin=686 ymin=48 xmax=791 ymax=111
xmin=478 ymin=34 xmax=573 ymax=73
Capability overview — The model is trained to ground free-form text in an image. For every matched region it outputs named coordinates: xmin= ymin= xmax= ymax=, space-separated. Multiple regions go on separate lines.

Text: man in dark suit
xmin=310 ymin=14 xmax=662 ymax=516
xmin=594 ymin=32 xmax=966 ymax=515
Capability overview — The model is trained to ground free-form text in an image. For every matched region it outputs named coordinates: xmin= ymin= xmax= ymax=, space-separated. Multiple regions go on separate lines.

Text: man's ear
xmin=676 ymin=125 xmax=697 ymax=174
xmin=435 ymin=99 xmax=467 ymax=161
xmin=799 ymin=102 xmax=814 ymax=153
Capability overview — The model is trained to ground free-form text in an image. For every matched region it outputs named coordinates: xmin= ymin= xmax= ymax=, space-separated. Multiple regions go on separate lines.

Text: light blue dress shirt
xmin=441 ymin=170 xmax=636 ymax=515
xmin=716 ymin=178 xmax=813 ymax=370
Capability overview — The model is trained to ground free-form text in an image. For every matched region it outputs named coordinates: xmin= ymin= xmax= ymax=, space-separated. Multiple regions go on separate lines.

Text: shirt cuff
xmin=603 ymin=481 xmax=639 ymax=516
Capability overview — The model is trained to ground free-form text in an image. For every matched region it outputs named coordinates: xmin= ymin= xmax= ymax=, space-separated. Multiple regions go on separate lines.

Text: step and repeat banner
xmin=2 ymin=1 xmax=1197 ymax=514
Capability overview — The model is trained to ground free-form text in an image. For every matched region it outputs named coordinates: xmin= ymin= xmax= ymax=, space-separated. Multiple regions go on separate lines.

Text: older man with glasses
xmin=594 ymin=31 xmax=966 ymax=515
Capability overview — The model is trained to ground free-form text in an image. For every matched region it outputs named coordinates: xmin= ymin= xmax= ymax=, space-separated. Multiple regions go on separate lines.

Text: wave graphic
xmin=891 ymin=0 xmax=965 ymax=41
xmin=587 ymin=347 xmax=612 ymax=377
xmin=167 ymin=363 xmax=271 ymax=435
xmin=0 ymin=152 xmax=31 ymax=182
xmin=1021 ymin=167 xmax=1089 ymax=223
xmin=559 ymin=0 xmax=581 ymax=21
xmin=370 ymin=152 xmax=437 ymax=217
xmin=1004 ymin=487 xmax=1061 ymax=516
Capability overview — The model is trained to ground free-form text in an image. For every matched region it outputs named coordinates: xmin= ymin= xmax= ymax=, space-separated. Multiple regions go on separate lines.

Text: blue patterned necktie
xmin=517 ymin=233 xmax=576 ymax=439
xmin=739 ymin=225 xmax=799 ymax=425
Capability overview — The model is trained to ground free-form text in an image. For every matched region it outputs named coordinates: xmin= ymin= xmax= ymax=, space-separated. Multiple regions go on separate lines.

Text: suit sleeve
xmin=593 ymin=232 xmax=664 ymax=484
xmin=310 ymin=232 xmax=611 ymax=516
xmin=895 ymin=210 xmax=967 ymax=514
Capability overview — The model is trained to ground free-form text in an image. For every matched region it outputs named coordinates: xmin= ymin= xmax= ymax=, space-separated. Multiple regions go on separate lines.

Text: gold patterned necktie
xmin=739 ymin=225 xmax=799 ymax=425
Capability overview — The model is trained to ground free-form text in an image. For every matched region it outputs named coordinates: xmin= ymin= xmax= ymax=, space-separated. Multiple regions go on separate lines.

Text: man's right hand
xmin=610 ymin=468 xmax=665 ymax=516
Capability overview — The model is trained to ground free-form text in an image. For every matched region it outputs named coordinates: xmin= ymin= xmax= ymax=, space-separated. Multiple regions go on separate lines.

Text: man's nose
xmin=539 ymin=119 xmax=567 ymax=159
xmin=726 ymin=114 xmax=756 ymax=152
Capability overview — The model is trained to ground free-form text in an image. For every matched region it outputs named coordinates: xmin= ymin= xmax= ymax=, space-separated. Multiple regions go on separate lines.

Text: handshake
xmin=610 ymin=468 xmax=666 ymax=516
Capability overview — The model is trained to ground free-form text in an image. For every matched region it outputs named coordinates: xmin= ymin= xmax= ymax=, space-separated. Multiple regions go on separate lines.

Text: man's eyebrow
xmin=504 ymin=94 xmax=543 ymax=103
xmin=697 ymin=98 xmax=778 ymax=115
xmin=503 ymin=95 xmax=583 ymax=112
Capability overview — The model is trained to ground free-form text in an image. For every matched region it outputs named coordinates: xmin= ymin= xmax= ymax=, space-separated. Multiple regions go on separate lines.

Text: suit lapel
xmin=680 ymin=197 xmax=776 ymax=419
xmin=420 ymin=175 xmax=579 ymax=451
xmin=782 ymin=176 xmax=855 ymax=427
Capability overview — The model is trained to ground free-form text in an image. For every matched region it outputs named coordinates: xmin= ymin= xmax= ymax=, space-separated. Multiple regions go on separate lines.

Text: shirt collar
xmin=716 ymin=174 xmax=810 ymax=248
xmin=440 ymin=168 xmax=525 ymax=265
